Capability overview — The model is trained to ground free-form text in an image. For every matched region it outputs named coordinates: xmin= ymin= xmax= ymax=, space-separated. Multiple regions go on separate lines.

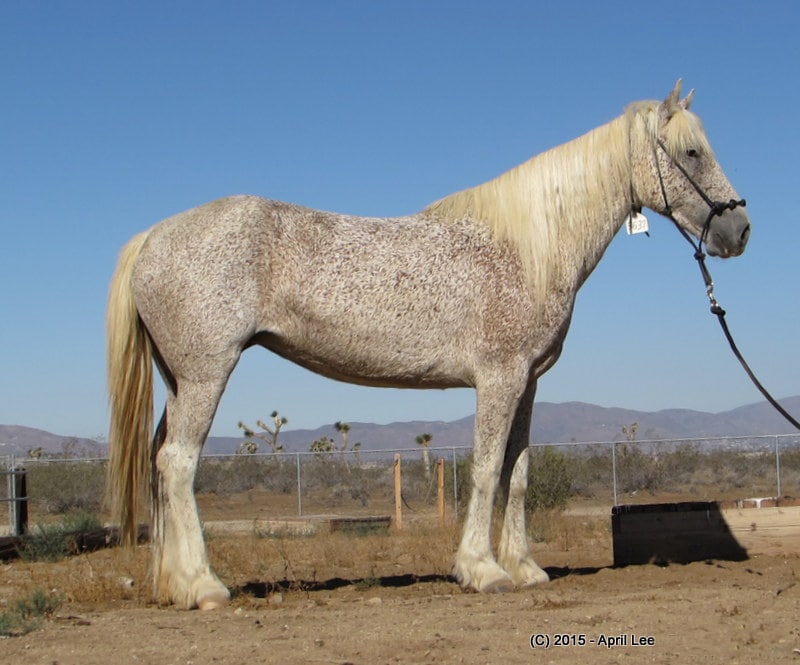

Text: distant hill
xmin=528 ymin=397 xmax=800 ymax=443
xmin=238 ymin=396 xmax=800 ymax=454
xmin=3 ymin=396 xmax=798 ymax=458
xmin=0 ymin=425 xmax=103 ymax=458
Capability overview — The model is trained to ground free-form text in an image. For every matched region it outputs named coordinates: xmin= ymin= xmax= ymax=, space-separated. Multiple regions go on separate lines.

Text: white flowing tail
xmin=106 ymin=231 xmax=153 ymax=546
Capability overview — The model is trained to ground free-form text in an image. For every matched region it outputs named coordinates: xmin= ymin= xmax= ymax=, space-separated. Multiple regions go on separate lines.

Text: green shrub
xmin=526 ymin=447 xmax=574 ymax=512
xmin=25 ymin=461 xmax=105 ymax=514
xmin=195 ymin=456 xmax=296 ymax=494
xmin=443 ymin=448 xmax=576 ymax=515
xmin=18 ymin=511 xmax=103 ymax=562
xmin=443 ymin=453 xmax=472 ymax=512
xmin=570 ymin=447 xmax=613 ymax=498
xmin=60 ymin=509 xmax=102 ymax=533
xmin=614 ymin=444 xmax=666 ymax=493
xmin=0 ymin=589 xmax=62 ymax=637
xmin=19 ymin=524 xmax=71 ymax=562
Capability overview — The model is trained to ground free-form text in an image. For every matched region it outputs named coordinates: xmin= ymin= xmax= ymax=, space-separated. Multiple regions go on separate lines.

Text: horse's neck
xmin=425 ymin=114 xmax=634 ymax=302
xmin=495 ymin=115 xmax=634 ymax=297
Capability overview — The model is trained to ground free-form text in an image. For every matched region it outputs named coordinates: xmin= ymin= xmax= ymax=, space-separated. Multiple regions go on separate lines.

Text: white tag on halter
xmin=625 ymin=211 xmax=649 ymax=235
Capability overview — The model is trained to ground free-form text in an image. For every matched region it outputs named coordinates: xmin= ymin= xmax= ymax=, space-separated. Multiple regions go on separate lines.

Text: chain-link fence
xmin=195 ymin=446 xmax=471 ymax=524
xmin=535 ymin=434 xmax=800 ymax=507
xmin=3 ymin=434 xmax=800 ymax=535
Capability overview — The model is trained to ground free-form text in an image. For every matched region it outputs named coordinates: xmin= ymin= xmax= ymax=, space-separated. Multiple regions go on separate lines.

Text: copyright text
xmin=529 ymin=633 xmax=656 ymax=649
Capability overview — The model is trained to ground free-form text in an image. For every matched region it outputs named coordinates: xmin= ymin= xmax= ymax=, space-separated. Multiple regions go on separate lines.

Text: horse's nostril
xmin=740 ymin=223 xmax=751 ymax=245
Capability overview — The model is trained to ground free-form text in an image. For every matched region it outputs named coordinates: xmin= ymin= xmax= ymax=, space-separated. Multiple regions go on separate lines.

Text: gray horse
xmin=107 ymin=81 xmax=750 ymax=609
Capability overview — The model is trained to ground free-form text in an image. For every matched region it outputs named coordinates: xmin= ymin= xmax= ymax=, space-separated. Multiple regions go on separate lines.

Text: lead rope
xmin=652 ymin=141 xmax=800 ymax=431
xmin=674 ymin=222 xmax=800 ymax=431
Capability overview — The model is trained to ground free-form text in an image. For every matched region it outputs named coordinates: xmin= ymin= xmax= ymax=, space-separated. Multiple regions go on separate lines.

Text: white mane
xmin=424 ymin=100 xmax=712 ymax=302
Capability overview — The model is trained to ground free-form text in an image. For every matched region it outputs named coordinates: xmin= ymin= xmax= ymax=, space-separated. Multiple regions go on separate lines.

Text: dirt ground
xmin=2 ymin=504 xmax=800 ymax=664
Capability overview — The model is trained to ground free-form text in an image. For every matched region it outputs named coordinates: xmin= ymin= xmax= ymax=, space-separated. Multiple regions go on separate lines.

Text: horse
xmin=106 ymin=81 xmax=750 ymax=609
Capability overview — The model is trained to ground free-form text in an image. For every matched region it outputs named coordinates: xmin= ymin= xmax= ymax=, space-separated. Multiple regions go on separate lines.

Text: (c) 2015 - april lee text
xmin=529 ymin=633 xmax=656 ymax=649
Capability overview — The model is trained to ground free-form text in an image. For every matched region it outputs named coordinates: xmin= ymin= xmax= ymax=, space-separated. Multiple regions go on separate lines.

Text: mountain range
xmin=2 ymin=396 xmax=799 ymax=458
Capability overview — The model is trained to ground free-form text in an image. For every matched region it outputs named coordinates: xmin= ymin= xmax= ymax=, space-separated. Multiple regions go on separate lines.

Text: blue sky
xmin=1 ymin=1 xmax=798 ymax=440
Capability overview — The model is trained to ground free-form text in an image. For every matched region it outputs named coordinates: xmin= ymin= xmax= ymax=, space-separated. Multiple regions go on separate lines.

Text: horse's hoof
xmin=513 ymin=561 xmax=550 ymax=587
xmin=454 ymin=553 xmax=515 ymax=593
xmin=196 ymin=585 xmax=230 ymax=611
xmin=197 ymin=594 xmax=228 ymax=611
xmin=517 ymin=569 xmax=550 ymax=587
xmin=480 ymin=576 xmax=515 ymax=593
xmin=498 ymin=552 xmax=550 ymax=588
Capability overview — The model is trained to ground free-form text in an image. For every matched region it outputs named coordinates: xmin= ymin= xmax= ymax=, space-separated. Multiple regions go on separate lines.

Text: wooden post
xmin=5 ymin=467 xmax=10 ymax=536
xmin=295 ymin=452 xmax=302 ymax=517
xmin=393 ymin=453 xmax=402 ymax=530
xmin=436 ymin=458 xmax=445 ymax=527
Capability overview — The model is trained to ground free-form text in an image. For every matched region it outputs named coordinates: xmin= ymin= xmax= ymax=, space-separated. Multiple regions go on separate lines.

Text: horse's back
xmin=138 ymin=195 xmax=278 ymax=260
xmin=128 ymin=194 xmax=539 ymax=387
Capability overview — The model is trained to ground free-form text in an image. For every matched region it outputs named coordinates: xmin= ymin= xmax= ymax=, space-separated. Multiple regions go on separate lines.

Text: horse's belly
xmin=249 ymin=326 xmax=471 ymax=390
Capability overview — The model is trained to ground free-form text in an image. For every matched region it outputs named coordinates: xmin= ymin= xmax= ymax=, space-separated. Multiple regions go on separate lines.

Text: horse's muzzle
xmin=707 ymin=210 xmax=750 ymax=258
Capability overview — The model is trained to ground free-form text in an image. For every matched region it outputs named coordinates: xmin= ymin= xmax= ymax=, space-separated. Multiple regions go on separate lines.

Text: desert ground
xmin=2 ymin=491 xmax=800 ymax=665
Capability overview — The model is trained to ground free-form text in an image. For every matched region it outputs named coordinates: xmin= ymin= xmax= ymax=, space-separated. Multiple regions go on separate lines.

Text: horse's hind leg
xmin=154 ymin=375 xmax=233 ymax=610
xmin=497 ymin=377 xmax=549 ymax=587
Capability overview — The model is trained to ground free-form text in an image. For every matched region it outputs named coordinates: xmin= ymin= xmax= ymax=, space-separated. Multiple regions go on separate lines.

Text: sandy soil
xmin=2 ymin=504 xmax=799 ymax=664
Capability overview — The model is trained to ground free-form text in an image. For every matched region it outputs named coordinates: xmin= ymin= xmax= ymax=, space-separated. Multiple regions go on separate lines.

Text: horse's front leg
xmin=454 ymin=373 xmax=528 ymax=592
xmin=497 ymin=390 xmax=549 ymax=587
xmin=497 ymin=441 xmax=550 ymax=586
xmin=154 ymin=380 xmax=230 ymax=610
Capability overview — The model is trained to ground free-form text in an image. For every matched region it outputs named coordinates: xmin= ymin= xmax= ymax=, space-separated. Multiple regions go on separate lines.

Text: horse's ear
xmin=661 ymin=79 xmax=683 ymax=117
xmin=679 ymin=88 xmax=695 ymax=111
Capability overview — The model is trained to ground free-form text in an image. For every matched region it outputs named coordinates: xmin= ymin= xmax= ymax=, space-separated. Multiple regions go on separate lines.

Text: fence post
xmin=611 ymin=442 xmax=618 ymax=506
xmin=452 ymin=447 xmax=458 ymax=519
xmin=8 ymin=464 xmax=28 ymax=537
xmin=5 ymin=463 xmax=10 ymax=535
xmin=436 ymin=458 xmax=445 ymax=527
xmin=775 ymin=436 xmax=782 ymax=499
xmin=393 ymin=453 xmax=402 ymax=530
xmin=295 ymin=452 xmax=302 ymax=516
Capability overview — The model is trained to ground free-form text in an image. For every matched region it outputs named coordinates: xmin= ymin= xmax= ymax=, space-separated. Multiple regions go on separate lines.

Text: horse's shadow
xmin=237 ymin=566 xmax=608 ymax=597
xmin=240 ymin=573 xmax=454 ymax=597
xmin=236 ymin=556 xmax=759 ymax=597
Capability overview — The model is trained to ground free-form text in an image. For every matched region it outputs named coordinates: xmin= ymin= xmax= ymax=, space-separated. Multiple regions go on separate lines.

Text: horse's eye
xmin=686 ymin=148 xmax=699 ymax=158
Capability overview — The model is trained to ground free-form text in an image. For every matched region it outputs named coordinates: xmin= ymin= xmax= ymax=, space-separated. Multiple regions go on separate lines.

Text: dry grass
xmin=208 ymin=522 xmax=463 ymax=593
xmin=0 ymin=546 xmax=150 ymax=609
xmin=0 ymin=511 xmax=611 ymax=611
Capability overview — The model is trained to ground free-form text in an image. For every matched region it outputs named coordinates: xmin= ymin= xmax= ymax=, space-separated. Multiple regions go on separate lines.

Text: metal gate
xmin=1 ymin=461 xmax=28 ymax=536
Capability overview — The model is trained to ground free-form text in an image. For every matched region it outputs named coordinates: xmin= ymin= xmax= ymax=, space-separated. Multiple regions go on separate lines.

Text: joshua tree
xmin=622 ymin=422 xmax=639 ymax=442
xmin=415 ymin=433 xmax=433 ymax=479
xmin=310 ymin=436 xmax=335 ymax=456
xmin=334 ymin=421 xmax=352 ymax=468
xmin=235 ymin=439 xmax=259 ymax=455
xmin=333 ymin=421 xmax=351 ymax=453
xmin=237 ymin=410 xmax=288 ymax=458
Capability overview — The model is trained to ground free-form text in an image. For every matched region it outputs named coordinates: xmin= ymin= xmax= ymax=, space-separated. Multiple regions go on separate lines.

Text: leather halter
xmin=653 ymin=137 xmax=746 ymax=256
